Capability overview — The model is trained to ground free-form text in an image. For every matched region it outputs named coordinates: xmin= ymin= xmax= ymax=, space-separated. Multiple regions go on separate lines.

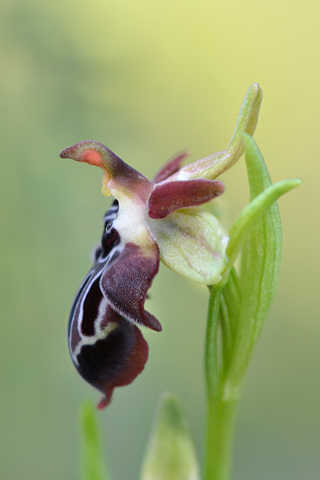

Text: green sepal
xmin=79 ymin=401 xmax=111 ymax=480
xmin=175 ymin=83 xmax=263 ymax=182
xmin=140 ymin=394 xmax=201 ymax=480
xmin=223 ymin=135 xmax=302 ymax=397
xmin=226 ymin=83 xmax=263 ymax=168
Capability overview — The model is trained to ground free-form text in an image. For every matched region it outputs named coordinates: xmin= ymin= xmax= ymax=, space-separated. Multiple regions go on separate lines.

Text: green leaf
xmin=241 ymin=133 xmax=284 ymax=306
xmin=80 ymin=401 xmax=111 ymax=480
xmin=140 ymin=394 xmax=201 ymax=480
xmin=206 ymin=285 xmax=223 ymax=398
xmin=223 ymin=173 xmax=301 ymax=283
xmin=223 ymin=135 xmax=302 ymax=397
xmin=219 ymin=267 xmax=241 ymax=373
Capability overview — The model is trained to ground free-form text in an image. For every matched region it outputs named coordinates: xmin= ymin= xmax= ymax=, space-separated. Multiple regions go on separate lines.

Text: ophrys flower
xmin=60 ymin=83 xmax=262 ymax=408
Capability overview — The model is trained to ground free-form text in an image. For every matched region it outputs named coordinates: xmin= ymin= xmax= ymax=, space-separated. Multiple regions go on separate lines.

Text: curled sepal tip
xmin=60 ymin=141 xmax=153 ymax=202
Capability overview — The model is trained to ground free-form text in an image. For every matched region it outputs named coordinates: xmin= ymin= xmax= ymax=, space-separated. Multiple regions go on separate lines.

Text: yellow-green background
xmin=0 ymin=1 xmax=318 ymax=479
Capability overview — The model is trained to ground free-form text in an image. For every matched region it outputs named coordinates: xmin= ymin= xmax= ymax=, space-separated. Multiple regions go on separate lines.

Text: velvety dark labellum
xmin=74 ymin=306 xmax=148 ymax=410
xmin=68 ymin=200 xmax=158 ymax=408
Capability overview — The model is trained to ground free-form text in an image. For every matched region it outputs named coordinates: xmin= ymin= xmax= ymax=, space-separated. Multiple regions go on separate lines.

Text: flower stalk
xmin=205 ymin=283 xmax=236 ymax=480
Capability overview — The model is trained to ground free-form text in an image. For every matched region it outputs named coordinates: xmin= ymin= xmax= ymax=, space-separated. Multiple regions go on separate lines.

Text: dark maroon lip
xmin=68 ymin=201 xmax=159 ymax=409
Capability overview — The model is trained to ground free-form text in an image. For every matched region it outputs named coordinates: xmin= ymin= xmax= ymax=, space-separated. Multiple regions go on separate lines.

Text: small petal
xmin=148 ymin=179 xmax=225 ymax=219
xmin=100 ymin=241 xmax=162 ymax=332
xmin=152 ymin=151 xmax=189 ymax=183
xmin=148 ymin=207 xmax=228 ymax=285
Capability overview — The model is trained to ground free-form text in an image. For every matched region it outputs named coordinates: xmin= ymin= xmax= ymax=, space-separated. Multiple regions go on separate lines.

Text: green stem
xmin=205 ymin=392 xmax=238 ymax=480
xmin=205 ymin=285 xmax=239 ymax=480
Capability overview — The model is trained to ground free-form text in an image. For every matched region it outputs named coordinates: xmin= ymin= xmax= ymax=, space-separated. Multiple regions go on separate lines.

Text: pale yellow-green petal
xmin=149 ymin=208 xmax=228 ymax=285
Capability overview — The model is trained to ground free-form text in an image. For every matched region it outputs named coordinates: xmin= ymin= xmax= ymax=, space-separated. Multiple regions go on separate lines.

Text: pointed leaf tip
xmin=141 ymin=394 xmax=200 ymax=480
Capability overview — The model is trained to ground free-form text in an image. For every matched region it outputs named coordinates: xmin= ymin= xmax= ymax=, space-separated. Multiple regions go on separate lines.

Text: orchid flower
xmin=61 ymin=83 xmax=262 ymax=409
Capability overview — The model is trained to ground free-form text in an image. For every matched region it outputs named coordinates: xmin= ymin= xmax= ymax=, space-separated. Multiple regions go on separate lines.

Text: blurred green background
xmin=0 ymin=0 xmax=318 ymax=479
